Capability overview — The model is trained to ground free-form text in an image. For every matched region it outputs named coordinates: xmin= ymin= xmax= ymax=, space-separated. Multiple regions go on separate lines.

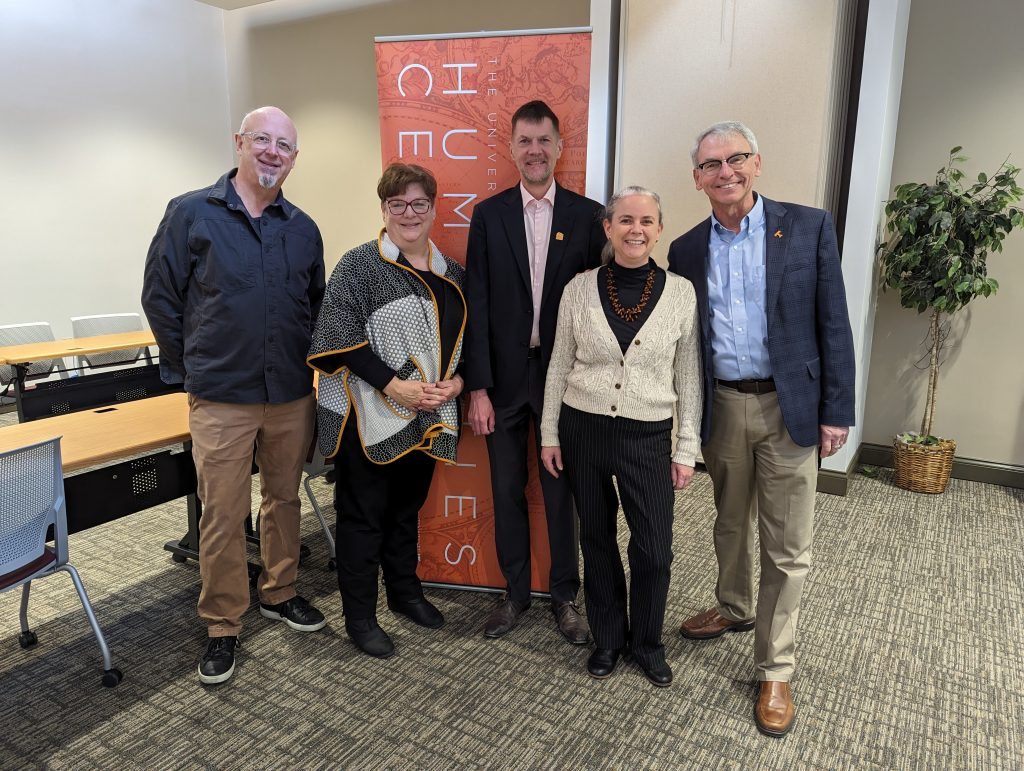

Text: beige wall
xmin=0 ymin=0 xmax=231 ymax=338
xmin=862 ymin=0 xmax=1024 ymax=465
xmin=616 ymin=0 xmax=842 ymax=264
xmin=224 ymin=0 xmax=591 ymax=271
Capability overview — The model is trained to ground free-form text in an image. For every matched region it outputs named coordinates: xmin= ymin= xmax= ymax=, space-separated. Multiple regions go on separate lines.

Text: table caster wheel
xmin=172 ymin=553 xmax=187 ymax=564
xmin=18 ymin=630 xmax=38 ymax=649
xmin=102 ymin=668 xmax=123 ymax=688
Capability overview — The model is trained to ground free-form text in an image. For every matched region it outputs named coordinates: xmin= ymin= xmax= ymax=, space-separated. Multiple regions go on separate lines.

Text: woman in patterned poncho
xmin=307 ymin=163 xmax=466 ymax=659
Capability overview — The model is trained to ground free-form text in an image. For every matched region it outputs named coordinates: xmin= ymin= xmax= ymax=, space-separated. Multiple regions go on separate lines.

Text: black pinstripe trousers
xmin=559 ymin=404 xmax=675 ymax=668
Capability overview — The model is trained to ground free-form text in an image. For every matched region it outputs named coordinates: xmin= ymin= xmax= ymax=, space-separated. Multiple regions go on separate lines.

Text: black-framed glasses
xmin=696 ymin=152 xmax=755 ymax=173
xmin=385 ymin=198 xmax=433 ymax=215
xmin=240 ymin=131 xmax=296 ymax=156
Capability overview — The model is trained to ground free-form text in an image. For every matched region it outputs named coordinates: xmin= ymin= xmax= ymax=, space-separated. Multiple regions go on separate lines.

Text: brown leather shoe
xmin=551 ymin=601 xmax=591 ymax=645
xmin=482 ymin=597 xmax=528 ymax=638
xmin=679 ymin=607 xmax=755 ymax=640
xmin=754 ymin=681 xmax=795 ymax=737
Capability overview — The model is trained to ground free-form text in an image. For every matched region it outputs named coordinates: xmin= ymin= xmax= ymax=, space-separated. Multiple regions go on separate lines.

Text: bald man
xmin=143 ymin=106 xmax=327 ymax=685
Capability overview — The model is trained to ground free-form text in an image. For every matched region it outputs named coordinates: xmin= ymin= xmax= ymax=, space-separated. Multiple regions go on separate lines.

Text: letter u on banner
xmin=374 ymin=29 xmax=592 ymax=592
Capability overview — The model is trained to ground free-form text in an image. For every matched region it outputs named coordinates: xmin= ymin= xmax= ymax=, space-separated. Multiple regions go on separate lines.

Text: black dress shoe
xmin=198 ymin=636 xmax=238 ymax=685
xmin=388 ymin=597 xmax=445 ymax=629
xmin=345 ymin=617 xmax=395 ymax=658
xmin=552 ymin=601 xmax=592 ymax=645
xmin=638 ymin=659 xmax=673 ymax=687
xmin=586 ymin=647 xmax=623 ymax=679
xmin=483 ymin=597 xmax=528 ymax=638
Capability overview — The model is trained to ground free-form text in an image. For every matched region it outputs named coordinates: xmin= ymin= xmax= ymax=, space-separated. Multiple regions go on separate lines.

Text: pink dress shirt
xmin=521 ymin=181 xmax=556 ymax=347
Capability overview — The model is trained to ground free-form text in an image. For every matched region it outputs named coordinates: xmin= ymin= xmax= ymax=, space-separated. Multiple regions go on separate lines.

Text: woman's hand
xmin=671 ymin=463 xmax=694 ymax=490
xmin=427 ymin=373 xmax=464 ymax=406
xmin=384 ymin=377 xmax=436 ymax=411
xmin=541 ymin=446 xmax=563 ymax=479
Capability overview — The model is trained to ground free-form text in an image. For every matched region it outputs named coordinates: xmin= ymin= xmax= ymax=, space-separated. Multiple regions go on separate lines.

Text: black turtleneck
xmin=598 ymin=258 xmax=666 ymax=354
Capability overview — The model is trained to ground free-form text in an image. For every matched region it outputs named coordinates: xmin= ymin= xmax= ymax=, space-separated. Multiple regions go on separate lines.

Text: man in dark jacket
xmin=142 ymin=106 xmax=327 ymax=686
xmin=463 ymin=101 xmax=605 ymax=644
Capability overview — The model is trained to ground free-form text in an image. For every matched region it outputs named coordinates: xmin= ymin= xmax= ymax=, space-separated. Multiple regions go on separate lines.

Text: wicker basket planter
xmin=892 ymin=436 xmax=956 ymax=494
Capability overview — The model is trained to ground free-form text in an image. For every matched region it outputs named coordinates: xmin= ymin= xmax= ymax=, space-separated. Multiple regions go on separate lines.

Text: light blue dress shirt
xmin=706 ymin=194 xmax=771 ymax=380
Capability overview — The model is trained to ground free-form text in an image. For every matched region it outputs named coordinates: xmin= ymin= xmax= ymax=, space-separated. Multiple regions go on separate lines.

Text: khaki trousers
xmin=701 ymin=387 xmax=817 ymax=681
xmin=189 ymin=394 xmax=314 ymax=637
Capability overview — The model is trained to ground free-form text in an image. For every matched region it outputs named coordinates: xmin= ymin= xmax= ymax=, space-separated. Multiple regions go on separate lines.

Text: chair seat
xmin=0 ymin=546 xmax=56 ymax=591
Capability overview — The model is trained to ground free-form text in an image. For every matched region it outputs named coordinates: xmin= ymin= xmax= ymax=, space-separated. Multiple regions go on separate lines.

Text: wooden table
xmin=0 ymin=393 xmax=199 ymax=543
xmin=0 ymin=330 xmax=158 ymax=368
xmin=0 ymin=330 xmax=162 ymax=422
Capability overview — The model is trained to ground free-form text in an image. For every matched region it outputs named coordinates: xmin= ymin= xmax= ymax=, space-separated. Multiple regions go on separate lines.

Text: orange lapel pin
xmin=555 ymin=232 xmax=565 ymax=241
xmin=773 ymin=229 xmax=784 ymax=238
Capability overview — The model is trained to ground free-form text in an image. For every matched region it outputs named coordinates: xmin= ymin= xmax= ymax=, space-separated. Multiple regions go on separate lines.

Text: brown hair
xmin=511 ymin=100 xmax=560 ymax=137
xmin=377 ymin=163 xmax=437 ymax=202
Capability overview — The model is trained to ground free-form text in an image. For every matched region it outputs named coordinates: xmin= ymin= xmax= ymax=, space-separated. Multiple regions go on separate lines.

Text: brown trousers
xmin=701 ymin=387 xmax=817 ymax=681
xmin=188 ymin=394 xmax=314 ymax=637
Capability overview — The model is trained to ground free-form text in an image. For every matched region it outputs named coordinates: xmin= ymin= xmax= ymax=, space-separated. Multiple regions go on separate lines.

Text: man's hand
xmin=819 ymin=425 xmax=849 ymax=458
xmin=541 ymin=446 xmax=563 ymax=478
xmin=671 ymin=463 xmax=694 ymax=490
xmin=468 ymin=389 xmax=496 ymax=436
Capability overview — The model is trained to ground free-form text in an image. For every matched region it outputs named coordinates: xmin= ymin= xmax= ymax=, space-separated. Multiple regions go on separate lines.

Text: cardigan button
xmin=615 ymin=383 xmax=621 ymax=389
xmin=610 ymin=406 xmax=617 ymax=412
xmin=634 ymin=339 xmax=641 ymax=345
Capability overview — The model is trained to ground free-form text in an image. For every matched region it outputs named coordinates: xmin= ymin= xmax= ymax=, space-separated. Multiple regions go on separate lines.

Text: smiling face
xmin=382 ymin=182 xmax=436 ymax=256
xmin=692 ymin=131 xmax=761 ymax=216
xmin=234 ymin=107 xmax=298 ymax=192
xmin=603 ymin=193 xmax=664 ymax=268
xmin=510 ymin=117 xmax=563 ymax=197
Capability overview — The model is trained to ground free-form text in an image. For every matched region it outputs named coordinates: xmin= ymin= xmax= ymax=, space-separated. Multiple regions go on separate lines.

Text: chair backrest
xmin=0 ymin=322 xmax=65 ymax=387
xmin=0 ymin=436 xmax=67 ymax=581
xmin=70 ymin=313 xmax=152 ymax=370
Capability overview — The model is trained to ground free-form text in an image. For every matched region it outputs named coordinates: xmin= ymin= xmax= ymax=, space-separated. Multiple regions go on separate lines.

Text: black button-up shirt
xmin=142 ymin=170 xmax=325 ymax=404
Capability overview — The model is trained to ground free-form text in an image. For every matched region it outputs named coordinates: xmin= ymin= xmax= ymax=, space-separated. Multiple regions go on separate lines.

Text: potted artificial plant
xmin=877 ymin=147 xmax=1023 ymax=493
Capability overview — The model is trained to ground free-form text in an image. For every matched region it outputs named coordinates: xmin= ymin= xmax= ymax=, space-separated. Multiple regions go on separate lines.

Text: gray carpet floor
xmin=0 ymin=449 xmax=1021 ymax=769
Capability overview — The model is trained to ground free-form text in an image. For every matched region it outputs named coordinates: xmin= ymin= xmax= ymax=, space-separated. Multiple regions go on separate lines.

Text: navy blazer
xmin=667 ymin=195 xmax=855 ymax=447
xmin=463 ymin=183 xmax=605 ymax=405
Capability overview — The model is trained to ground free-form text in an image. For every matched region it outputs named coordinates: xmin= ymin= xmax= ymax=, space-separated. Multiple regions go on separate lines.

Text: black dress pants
xmin=334 ymin=420 xmax=437 ymax=620
xmin=559 ymin=405 xmax=675 ymax=668
xmin=485 ymin=358 xmax=580 ymax=606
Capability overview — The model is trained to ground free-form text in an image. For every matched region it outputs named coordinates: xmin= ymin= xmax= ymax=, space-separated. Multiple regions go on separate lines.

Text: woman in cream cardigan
xmin=540 ymin=186 xmax=702 ymax=687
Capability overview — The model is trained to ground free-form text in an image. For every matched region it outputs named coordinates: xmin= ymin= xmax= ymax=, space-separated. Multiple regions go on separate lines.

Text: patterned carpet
xmin=0 ymin=449 xmax=1021 ymax=769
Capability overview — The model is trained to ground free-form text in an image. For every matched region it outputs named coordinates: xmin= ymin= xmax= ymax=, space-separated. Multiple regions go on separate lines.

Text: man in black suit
xmin=464 ymin=100 xmax=605 ymax=643
xmin=668 ymin=121 xmax=855 ymax=736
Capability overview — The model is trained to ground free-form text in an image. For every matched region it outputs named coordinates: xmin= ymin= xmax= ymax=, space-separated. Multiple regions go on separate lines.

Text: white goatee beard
xmin=258 ymin=173 xmax=278 ymax=189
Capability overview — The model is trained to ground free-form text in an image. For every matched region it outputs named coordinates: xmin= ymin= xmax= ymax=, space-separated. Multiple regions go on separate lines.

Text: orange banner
xmin=374 ymin=30 xmax=592 ymax=592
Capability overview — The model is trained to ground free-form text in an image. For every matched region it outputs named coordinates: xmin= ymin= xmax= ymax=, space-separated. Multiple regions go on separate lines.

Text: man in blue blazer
xmin=464 ymin=101 xmax=605 ymax=644
xmin=668 ymin=121 xmax=855 ymax=736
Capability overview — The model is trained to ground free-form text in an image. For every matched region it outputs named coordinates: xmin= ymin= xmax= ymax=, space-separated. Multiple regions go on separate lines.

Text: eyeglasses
xmin=240 ymin=131 xmax=296 ymax=156
xmin=385 ymin=198 xmax=433 ymax=215
xmin=696 ymin=152 xmax=755 ymax=174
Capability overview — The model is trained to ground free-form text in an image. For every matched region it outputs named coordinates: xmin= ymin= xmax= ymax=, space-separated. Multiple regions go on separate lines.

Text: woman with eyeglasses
xmin=540 ymin=186 xmax=702 ymax=687
xmin=308 ymin=163 xmax=466 ymax=659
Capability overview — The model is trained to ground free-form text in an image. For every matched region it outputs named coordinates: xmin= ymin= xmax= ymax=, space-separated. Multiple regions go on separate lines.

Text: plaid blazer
xmin=667 ymin=195 xmax=855 ymax=447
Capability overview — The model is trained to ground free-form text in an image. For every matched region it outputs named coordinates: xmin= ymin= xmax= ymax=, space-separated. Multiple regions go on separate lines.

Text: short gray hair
xmin=690 ymin=121 xmax=758 ymax=168
xmin=600 ymin=185 xmax=663 ymax=263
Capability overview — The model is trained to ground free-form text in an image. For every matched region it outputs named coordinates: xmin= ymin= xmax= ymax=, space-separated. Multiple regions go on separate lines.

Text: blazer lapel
xmin=685 ymin=219 xmax=713 ymax=343
xmin=763 ymin=196 xmax=790 ymax=314
xmin=540 ymin=184 xmax=578 ymax=311
xmin=497 ymin=186 xmax=532 ymax=295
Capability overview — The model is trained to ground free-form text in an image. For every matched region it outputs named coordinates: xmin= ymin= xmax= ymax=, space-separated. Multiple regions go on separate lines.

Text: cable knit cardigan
xmin=540 ymin=267 xmax=703 ymax=466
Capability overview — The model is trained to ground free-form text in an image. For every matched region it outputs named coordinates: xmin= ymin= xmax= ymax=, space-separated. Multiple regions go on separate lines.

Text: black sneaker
xmin=198 ymin=636 xmax=238 ymax=685
xmin=259 ymin=595 xmax=327 ymax=632
xmin=345 ymin=617 xmax=395 ymax=658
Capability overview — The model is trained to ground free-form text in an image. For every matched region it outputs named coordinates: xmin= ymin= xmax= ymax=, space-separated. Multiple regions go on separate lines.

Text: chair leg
xmin=18 ymin=582 xmax=38 ymax=648
xmin=304 ymin=472 xmax=336 ymax=569
xmin=58 ymin=565 xmax=121 ymax=686
xmin=19 ymin=581 xmax=31 ymax=632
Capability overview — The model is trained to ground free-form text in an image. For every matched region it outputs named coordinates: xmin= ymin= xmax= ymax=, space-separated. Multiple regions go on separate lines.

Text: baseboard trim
xmin=858 ymin=442 xmax=1024 ymax=490
xmin=816 ymin=444 xmax=862 ymax=497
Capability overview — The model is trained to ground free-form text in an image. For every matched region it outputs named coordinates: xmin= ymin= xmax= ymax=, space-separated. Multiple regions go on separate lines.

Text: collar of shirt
xmin=709 ymin=192 xmax=765 ymax=245
xmin=211 ymin=168 xmax=291 ymax=219
xmin=520 ymin=180 xmax=556 ymax=211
